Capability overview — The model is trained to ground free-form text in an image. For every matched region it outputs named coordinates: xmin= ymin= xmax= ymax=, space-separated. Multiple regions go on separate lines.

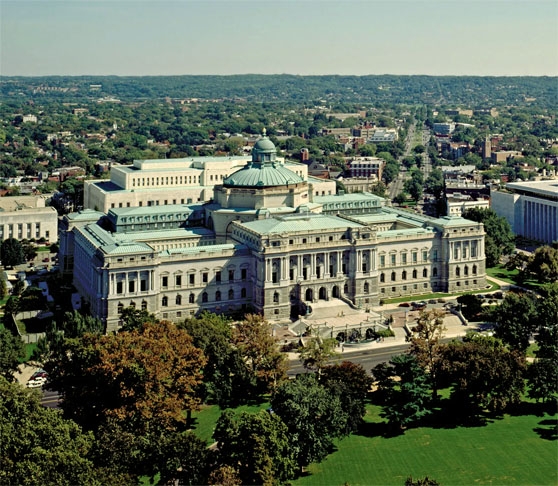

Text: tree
xmin=404 ymin=177 xmax=423 ymax=203
xmin=21 ymin=241 xmax=37 ymax=261
xmin=321 ymin=361 xmax=372 ymax=434
xmin=45 ymin=320 xmax=206 ymax=433
xmin=0 ymin=275 xmax=8 ymax=299
xmin=394 ymin=192 xmax=408 ymax=205
xmin=492 ymin=291 xmax=538 ymax=352
xmin=232 ymin=314 xmax=288 ymax=395
xmin=525 ymin=245 xmax=558 ymax=284
xmin=409 ymin=309 xmax=446 ymax=398
xmin=527 ymin=283 xmax=558 ymax=404
xmin=440 ymin=334 xmax=526 ymax=416
xmin=213 ymin=410 xmax=297 ymax=485
xmin=299 ymin=333 xmax=338 ymax=376
xmin=118 ymin=306 xmax=156 ymax=332
xmin=1 ymin=238 xmax=25 ymax=267
xmin=271 ymin=373 xmax=347 ymax=468
xmin=456 ymin=293 xmax=484 ymax=320
xmin=60 ymin=310 xmax=104 ymax=338
xmin=463 ymin=208 xmax=514 ymax=267
xmin=375 ymin=354 xmax=432 ymax=431
xmin=179 ymin=311 xmax=253 ymax=406
xmin=0 ymin=327 xmax=25 ymax=381
xmin=0 ymin=377 xmax=128 ymax=486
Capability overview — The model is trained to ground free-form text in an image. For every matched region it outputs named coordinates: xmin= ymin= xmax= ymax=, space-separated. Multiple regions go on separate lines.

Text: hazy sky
xmin=1 ymin=0 xmax=557 ymax=76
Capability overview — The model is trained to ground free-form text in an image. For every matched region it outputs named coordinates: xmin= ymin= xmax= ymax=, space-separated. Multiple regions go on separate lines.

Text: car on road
xmin=412 ymin=301 xmax=427 ymax=310
xmin=27 ymin=376 xmax=47 ymax=388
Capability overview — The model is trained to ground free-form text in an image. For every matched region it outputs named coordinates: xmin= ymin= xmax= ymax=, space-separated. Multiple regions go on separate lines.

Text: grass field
xmin=293 ymin=403 xmax=557 ymax=486
xmin=189 ymin=398 xmax=557 ymax=486
xmin=485 ymin=265 xmax=544 ymax=291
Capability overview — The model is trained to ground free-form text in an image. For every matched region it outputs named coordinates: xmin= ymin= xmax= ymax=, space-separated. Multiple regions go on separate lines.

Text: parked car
xmin=27 ymin=376 xmax=47 ymax=388
xmin=398 ymin=302 xmax=411 ymax=307
xmin=412 ymin=301 xmax=427 ymax=310
xmin=428 ymin=299 xmax=437 ymax=304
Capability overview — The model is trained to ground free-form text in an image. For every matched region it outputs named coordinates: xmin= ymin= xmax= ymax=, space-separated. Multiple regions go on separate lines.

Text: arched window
xmin=162 ymin=296 xmax=168 ymax=307
xmin=412 ymin=269 xmax=417 ymax=279
xmin=423 ymin=268 xmax=428 ymax=278
xmin=189 ymin=293 xmax=195 ymax=303
xmin=130 ymin=301 xmax=136 ymax=309
xmin=117 ymin=302 xmax=124 ymax=314
xmin=141 ymin=300 xmax=147 ymax=311
xmin=380 ymin=273 xmax=385 ymax=283
xmin=464 ymin=266 xmax=469 ymax=276
xmin=391 ymin=272 xmax=396 ymax=281
xmin=215 ymin=290 xmax=221 ymax=301
xmin=241 ymin=288 xmax=247 ymax=298
xmin=176 ymin=294 xmax=182 ymax=305
xmin=472 ymin=265 xmax=477 ymax=275
xmin=433 ymin=267 xmax=438 ymax=277
xmin=202 ymin=292 xmax=208 ymax=303
xmin=273 ymin=292 xmax=279 ymax=303
xmin=229 ymin=289 xmax=234 ymax=300
xmin=364 ymin=282 xmax=369 ymax=294
xmin=456 ymin=267 xmax=460 ymax=277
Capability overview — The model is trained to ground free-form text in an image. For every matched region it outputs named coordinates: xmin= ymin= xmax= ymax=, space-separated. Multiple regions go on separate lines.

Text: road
xmin=288 ymin=344 xmax=410 ymax=376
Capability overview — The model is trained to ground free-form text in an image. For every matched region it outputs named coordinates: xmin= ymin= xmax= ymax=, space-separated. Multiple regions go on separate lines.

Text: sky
xmin=1 ymin=0 xmax=557 ymax=76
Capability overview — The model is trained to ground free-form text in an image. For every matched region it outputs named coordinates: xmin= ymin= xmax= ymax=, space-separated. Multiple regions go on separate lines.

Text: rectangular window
xmin=463 ymin=246 xmax=468 ymax=258
xmin=241 ymin=269 xmax=247 ymax=281
xmin=162 ymin=276 xmax=168 ymax=288
xmin=412 ymin=252 xmax=417 ymax=263
xmin=175 ymin=275 xmax=182 ymax=287
xmin=422 ymin=250 xmax=428 ymax=261
xmin=140 ymin=279 xmax=147 ymax=291
xmin=202 ymin=273 xmax=208 ymax=283
xmin=189 ymin=274 xmax=195 ymax=285
xmin=433 ymin=249 xmax=438 ymax=261
xmin=228 ymin=270 xmax=234 ymax=282
xmin=116 ymin=282 xmax=123 ymax=294
xmin=380 ymin=255 xmax=385 ymax=268
xmin=289 ymin=269 xmax=294 ymax=281
xmin=216 ymin=271 xmax=221 ymax=283
xmin=471 ymin=242 xmax=477 ymax=258
xmin=402 ymin=253 xmax=407 ymax=264
xmin=128 ymin=281 xmax=135 ymax=293
xmin=391 ymin=254 xmax=396 ymax=266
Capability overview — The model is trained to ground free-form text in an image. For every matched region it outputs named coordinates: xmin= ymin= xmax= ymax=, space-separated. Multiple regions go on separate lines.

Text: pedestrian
xmin=341 ymin=344 xmax=344 ymax=352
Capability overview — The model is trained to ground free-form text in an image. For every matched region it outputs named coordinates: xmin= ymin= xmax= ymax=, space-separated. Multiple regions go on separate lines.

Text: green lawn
xmin=293 ymin=403 xmax=557 ymax=486
xmin=486 ymin=265 xmax=544 ymax=291
xmin=382 ymin=281 xmax=499 ymax=305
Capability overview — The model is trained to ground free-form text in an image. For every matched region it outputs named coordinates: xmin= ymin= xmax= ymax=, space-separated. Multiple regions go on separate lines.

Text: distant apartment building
xmin=433 ymin=123 xmax=456 ymax=136
xmin=446 ymin=195 xmax=490 ymax=217
xmin=367 ymin=128 xmax=398 ymax=143
xmin=491 ymin=180 xmax=558 ymax=245
xmin=348 ymin=157 xmax=385 ymax=179
xmin=491 ymin=151 xmax=522 ymax=164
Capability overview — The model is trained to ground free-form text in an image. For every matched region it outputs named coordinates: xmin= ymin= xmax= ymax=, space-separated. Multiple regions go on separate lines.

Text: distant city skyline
xmin=1 ymin=0 xmax=557 ymax=77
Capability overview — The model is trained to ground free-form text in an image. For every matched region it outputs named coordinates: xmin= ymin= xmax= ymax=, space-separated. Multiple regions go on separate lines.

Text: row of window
xmin=131 ymin=175 xmax=201 ymax=187
xmin=379 ymin=250 xmax=431 ymax=267
xmin=110 ymin=198 xmax=199 ymax=209
xmin=379 ymin=268 xmax=434 ymax=283
xmin=161 ymin=287 xmax=249 ymax=306
xmin=0 ymin=223 xmax=46 ymax=240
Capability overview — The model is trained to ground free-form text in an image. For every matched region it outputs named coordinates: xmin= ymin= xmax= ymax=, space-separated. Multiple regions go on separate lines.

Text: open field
xmin=485 ymin=265 xmax=544 ymax=291
xmin=189 ymin=398 xmax=557 ymax=486
xmin=293 ymin=403 xmax=557 ymax=486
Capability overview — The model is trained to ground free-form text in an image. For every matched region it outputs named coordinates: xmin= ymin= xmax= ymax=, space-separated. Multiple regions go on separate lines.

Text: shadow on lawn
xmin=533 ymin=419 xmax=558 ymax=441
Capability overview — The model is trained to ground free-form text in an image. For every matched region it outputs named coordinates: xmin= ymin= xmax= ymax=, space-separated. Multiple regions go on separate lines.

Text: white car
xmin=27 ymin=376 xmax=47 ymax=388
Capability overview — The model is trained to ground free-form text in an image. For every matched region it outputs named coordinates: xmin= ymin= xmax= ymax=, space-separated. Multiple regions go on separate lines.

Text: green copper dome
xmin=223 ymin=132 xmax=304 ymax=188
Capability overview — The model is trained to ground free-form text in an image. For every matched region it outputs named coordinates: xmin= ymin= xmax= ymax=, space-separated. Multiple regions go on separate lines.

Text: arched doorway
xmin=305 ymin=288 xmax=313 ymax=302
xmin=319 ymin=287 xmax=327 ymax=300
xmin=332 ymin=285 xmax=339 ymax=298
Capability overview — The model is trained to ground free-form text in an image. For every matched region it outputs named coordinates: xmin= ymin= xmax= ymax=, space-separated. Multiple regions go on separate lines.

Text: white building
xmin=491 ymin=180 xmax=558 ymax=244
xmin=0 ymin=195 xmax=58 ymax=243
xmin=65 ymin=135 xmax=487 ymax=332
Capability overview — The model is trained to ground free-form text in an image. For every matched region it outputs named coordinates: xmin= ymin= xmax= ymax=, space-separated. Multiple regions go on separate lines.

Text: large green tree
xmin=1 ymin=237 xmax=25 ymax=267
xmin=0 ymin=327 xmax=25 ymax=381
xmin=373 ymin=354 xmax=432 ymax=431
xmin=179 ymin=311 xmax=253 ymax=406
xmin=463 ymin=208 xmax=515 ymax=267
xmin=0 ymin=377 xmax=128 ymax=486
xmin=271 ymin=373 xmax=347 ymax=468
xmin=492 ymin=291 xmax=538 ymax=352
xmin=213 ymin=410 xmax=297 ymax=485
xmin=440 ymin=334 xmax=526 ymax=416
xmin=525 ymin=245 xmax=558 ymax=284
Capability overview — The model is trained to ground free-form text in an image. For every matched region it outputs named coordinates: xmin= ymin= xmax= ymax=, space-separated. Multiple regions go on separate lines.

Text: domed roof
xmin=223 ymin=129 xmax=304 ymax=188
xmin=253 ymin=136 xmax=276 ymax=152
xmin=224 ymin=162 xmax=303 ymax=188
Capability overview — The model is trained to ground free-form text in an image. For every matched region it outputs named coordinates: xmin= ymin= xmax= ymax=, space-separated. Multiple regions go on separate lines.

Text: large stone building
xmin=0 ymin=195 xmax=58 ymax=243
xmin=491 ymin=180 xmax=558 ymax=245
xmin=64 ymin=135 xmax=487 ymax=332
